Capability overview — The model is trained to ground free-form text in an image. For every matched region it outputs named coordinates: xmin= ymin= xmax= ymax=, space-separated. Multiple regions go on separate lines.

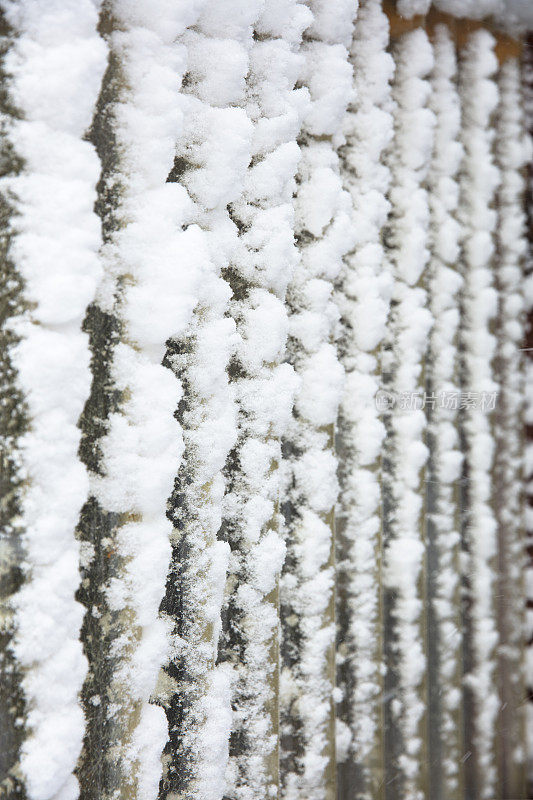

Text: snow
xmin=87 ymin=2 xmax=233 ymax=798
xmin=279 ymin=3 xmax=357 ymax=799
xmin=100 ymin=3 xmax=272 ymax=799
xmin=206 ymin=3 xmax=310 ymax=799
xmin=458 ymin=29 xmax=501 ymax=799
xmin=492 ymin=54 xmax=531 ymax=780
xmin=397 ymin=0 xmax=431 ymax=15
xmin=0 ymin=2 xmax=106 ymax=798
xmin=398 ymin=0 xmax=533 ymax=29
xmin=425 ymin=25 xmax=464 ymax=797
xmin=335 ymin=0 xmax=394 ymax=785
xmin=381 ymin=27 xmax=435 ymax=798
xmin=0 ymin=4 xmax=530 ymax=800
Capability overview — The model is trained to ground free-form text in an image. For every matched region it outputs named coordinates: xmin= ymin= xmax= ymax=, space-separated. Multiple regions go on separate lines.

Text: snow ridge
xmin=153 ymin=3 xmax=257 ymax=799
xmin=88 ymin=2 xmax=218 ymax=797
xmin=425 ymin=25 xmax=464 ymax=798
xmin=493 ymin=55 xmax=531 ymax=792
xmin=457 ymin=29 xmax=500 ymax=800
xmin=398 ymin=0 xmax=533 ymax=29
xmin=382 ymin=27 xmax=435 ymax=800
xmin=215 ymin=2 xmax=311 ymax=798
xmin=336 ymin=0 xmax=394 ymax=794
xmin=280 ymin=2 xmax=357 ymax=798
xmin=0 ymin=2 xmax=106 ymax=799
xmin=524 ymin=44 xmax=533 ymax=794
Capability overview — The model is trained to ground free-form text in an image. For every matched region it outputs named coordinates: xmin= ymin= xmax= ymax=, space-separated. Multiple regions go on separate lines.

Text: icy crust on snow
xmin=382 ymin=28 xmax=435 ymax=799
xmin=214 ymin=3 xmax=310 ymax=799
xmin=425 ymin=26 xmax=464 ymax=795
xmin=280 ymin=2 xmax=357 ymax=799
xmin=493 ymin=56 xmax=531 ymax=775
xmin=458 ymin=30 xmax=500 ymax=799
xmin=336 ymin=0 xmax=394 ymax=783
xmin=0 ymin=2 xmax=107 ymax=799
xmin=88 ymin=2 xmax=230 ymax=798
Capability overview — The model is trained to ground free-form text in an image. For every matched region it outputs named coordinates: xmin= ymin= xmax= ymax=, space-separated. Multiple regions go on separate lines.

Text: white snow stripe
xmin=280 ymin=2 xmax=357 ymax=799
xmin=493 ymin=55 xmax=530 ymax=797
xmin=382 ymin=27 xmax=435 ymax=800
xmin=0 ymin=2 xmax=107 ymax=798
xmin=425 ymin=24 xmax=464 ymax=800
xmin=457 ymin=28 xmax=500 ymax=800
xmin=523 ymin=43 xmax=533 ymax=797
xmin=89 ymin=2 xmax=215 ymax=797
xmin=153 ymin=4 xmax=257 ymax=799
xmin=336 ymin=0 xmax=394 ymax=795
xmin=217 ymin=4 xmax=311 ymax=798
xmin=398 ymin=0 xmax=533 ymax=31
xmin=397 ymin=0 xmax=431 ymax=16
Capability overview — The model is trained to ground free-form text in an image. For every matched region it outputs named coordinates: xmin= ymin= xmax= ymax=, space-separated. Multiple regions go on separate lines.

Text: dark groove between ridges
xmin=457 ymin=308 xmax=478 ymax=800
xmin=0 ymin=12 xmax=28 ymax=799
xmin=218 ymin=459 xmax=253 ymax=783
xmin=279 ymin=435 xmax=305 ymax=790
xmin=334 ymin=287 xmax=372 ymax=800
xmin=334 ymin=414 xmax=366 ymax=800
xmin=75 ymin=16 xmax=126 ymax=799
xmin=217 ymin=268 xmax=267 ymax=799
xmin=424 ymin=402 xmax=444 ymax=800
xmin=157 ymin=335 xmax=196 ymax=800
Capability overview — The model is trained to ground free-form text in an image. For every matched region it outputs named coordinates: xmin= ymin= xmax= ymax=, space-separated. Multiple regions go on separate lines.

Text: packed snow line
xmin=280 ymin=2 xmax=357 ymax=799
xmin=80 ymin=2 xmax=226 ymax=798
xmin=154 ymin=3 xmax=257 ymax=799
xmin=493 ymin=55 xmax=530 ymax=797
xmin=213 ymin=3 xmax=310 ymax=798
xmin=382 ymin=27 xmax=435 ymax=800
xmin=335 ymin=0 xmax=394 ymax=796
xmin=425 ymin=25 xmax=464 ymax=800
xmin=0 ymin=1 xmax=107 ymax=799
xmin=457 ymin=28 xmax=500 ymax=800
xmin=524 ymin=41 xmax=533 ymax=798
xmin=397 ymin=0 xmax=533 ymax=31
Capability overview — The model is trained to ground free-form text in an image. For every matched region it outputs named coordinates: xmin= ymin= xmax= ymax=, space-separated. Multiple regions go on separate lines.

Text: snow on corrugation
xmin=382 ymin=28 xmax=435 ymax=799
xmin=457 ymin=29 xmax=500 ymax=800
xmin=89 ymin=2 xmax=222 ymax=797
xmin=524 ymin=47 xmax=533 ymax=794
xmin=493 ymin=55 xmax=531 ymax=782
xmin=432 ymin=0 xmax=503 ymax=16
xmin=436 ymin=0 xmax=533 ymax=27
xmin=497 ymin=0 xmax=533 ymax=28
xmin=398 ymin=0 xmax=503 ymax=20
xmin=397 ymin=0 xmax=431 ymax=16
xmin=280 ymin=2 xmax=357 ymax=798
xmin=425 ymin=25 xmax=464 ymax=797
xmin=336 ymin=0 xmax=393 ymax=790
xmin=214 ymin=3 xmax=311 ymax=798
xmin=0 ymin=2 xmax=106 ymax=798
xmin=398 ymin=0 xmax=533 ymax=29
xmin=156 ymin=3 xmax=257 ymax=799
